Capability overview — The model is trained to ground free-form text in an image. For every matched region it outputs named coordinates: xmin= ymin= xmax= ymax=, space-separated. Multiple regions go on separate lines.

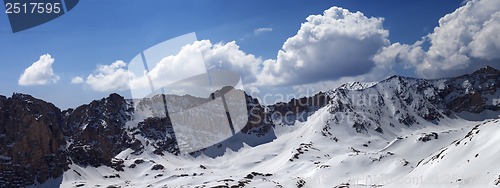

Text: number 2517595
xmin=5 ymin=2 xmax=61 ymax=14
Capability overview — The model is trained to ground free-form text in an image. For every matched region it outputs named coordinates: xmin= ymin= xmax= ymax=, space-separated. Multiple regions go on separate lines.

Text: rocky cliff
xmin=0 ymin=94 xmax=68 ymax=187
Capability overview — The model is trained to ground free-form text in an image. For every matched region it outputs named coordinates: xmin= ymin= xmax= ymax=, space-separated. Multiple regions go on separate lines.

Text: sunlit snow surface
xmin=31 ymin=106 xmax=499 ymax=188
xmin=33 ymin=72 xmax=500 ymax=188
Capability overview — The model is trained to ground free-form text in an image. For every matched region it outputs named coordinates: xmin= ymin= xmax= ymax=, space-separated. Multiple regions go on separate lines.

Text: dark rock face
xmin=0 ymin=94 xmax=68 ymax=187
xmin=62 ymin=93 xmax=136 ymax=168
xmin=268 ymin=92 xmax=331 ymax=125
xmin=444 ymin=66 xmax=500 ymax=113
xmin=0 ymin=93 xmax=139 ymax=187
xmin=243 ymin=94 xmax=274 ymax=136
xmin=136 ymin=117 xmax=179 ymax=155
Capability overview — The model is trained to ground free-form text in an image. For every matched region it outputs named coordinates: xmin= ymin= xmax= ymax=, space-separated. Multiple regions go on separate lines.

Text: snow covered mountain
xmin=1 ymin=66 xmax=500 ymax=187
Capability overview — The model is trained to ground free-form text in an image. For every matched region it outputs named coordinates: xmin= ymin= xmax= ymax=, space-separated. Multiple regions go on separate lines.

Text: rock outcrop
xmin=62 ymin=93 xmax=137 ymax=169
xmin=0 ymin=94 xmax=68 ymax=187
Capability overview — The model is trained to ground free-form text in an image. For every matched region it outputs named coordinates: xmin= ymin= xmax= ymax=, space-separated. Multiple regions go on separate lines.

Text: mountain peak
xmin=11 ymin=92 xmax=33 ymax=100
xmin=471 ymin=66 xmax=500 ymax=75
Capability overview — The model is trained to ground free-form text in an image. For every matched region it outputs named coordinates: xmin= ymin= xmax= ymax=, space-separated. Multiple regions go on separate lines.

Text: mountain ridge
xmin=1 ymin=66 xmax=500 ymax=187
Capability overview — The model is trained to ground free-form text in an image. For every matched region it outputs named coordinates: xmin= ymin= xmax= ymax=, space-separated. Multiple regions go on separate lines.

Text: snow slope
xmin=49 ymin=104 xmax=496 ymax=188
xmin=30 ymin=67 xmax=500 ymax=188
xmin=387 ymin=119 xmax=500 ymax=188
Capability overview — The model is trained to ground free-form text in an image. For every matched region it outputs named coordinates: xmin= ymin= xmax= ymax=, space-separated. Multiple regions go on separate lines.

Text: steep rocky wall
xmin=0 ymin=94 xmax=68 ymax=187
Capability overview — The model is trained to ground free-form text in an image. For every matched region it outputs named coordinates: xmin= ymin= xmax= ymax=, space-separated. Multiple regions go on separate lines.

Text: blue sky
xmin=2 ymin=0 xmax=497 ymax=109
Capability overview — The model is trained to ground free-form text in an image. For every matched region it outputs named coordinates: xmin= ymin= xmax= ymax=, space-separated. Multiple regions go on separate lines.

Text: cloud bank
xmin=78 ymin=1 xmax=500 ymax=95
xmin=374 ymin=0 xmax=500 ymax=78
xmin=257 ymin=7 xmax=389 ymax=86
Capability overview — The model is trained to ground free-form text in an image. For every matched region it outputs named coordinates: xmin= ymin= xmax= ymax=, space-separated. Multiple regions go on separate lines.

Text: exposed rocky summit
xmin=62 ymin=93 xmax=136 ymax=168
xmin=324 ymin=66 xmax=500 ymax=134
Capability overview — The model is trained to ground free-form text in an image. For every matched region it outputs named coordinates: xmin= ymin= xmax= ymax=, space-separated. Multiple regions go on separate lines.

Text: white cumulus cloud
xmin=19 ymin=54 xmax=60 ymax=86
xmin=256 ymin=7 xmax=390 ymax=86
xmin=133 ymin=42 xmax=207 ymax=91
xmin=128 ymin=40 xmax=265 ymax=95
xmin=71 ymin=76 xmax=84 ymax=84
xmin=374 ymin=0 xmax=500 ymax=78
xmin=77 ymin=40 xmax=265 ymax=93
xmin=85 ymin=61 xmax=131 ymax=92
xmin=197 ymin=40 xmax=266 ymax=84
